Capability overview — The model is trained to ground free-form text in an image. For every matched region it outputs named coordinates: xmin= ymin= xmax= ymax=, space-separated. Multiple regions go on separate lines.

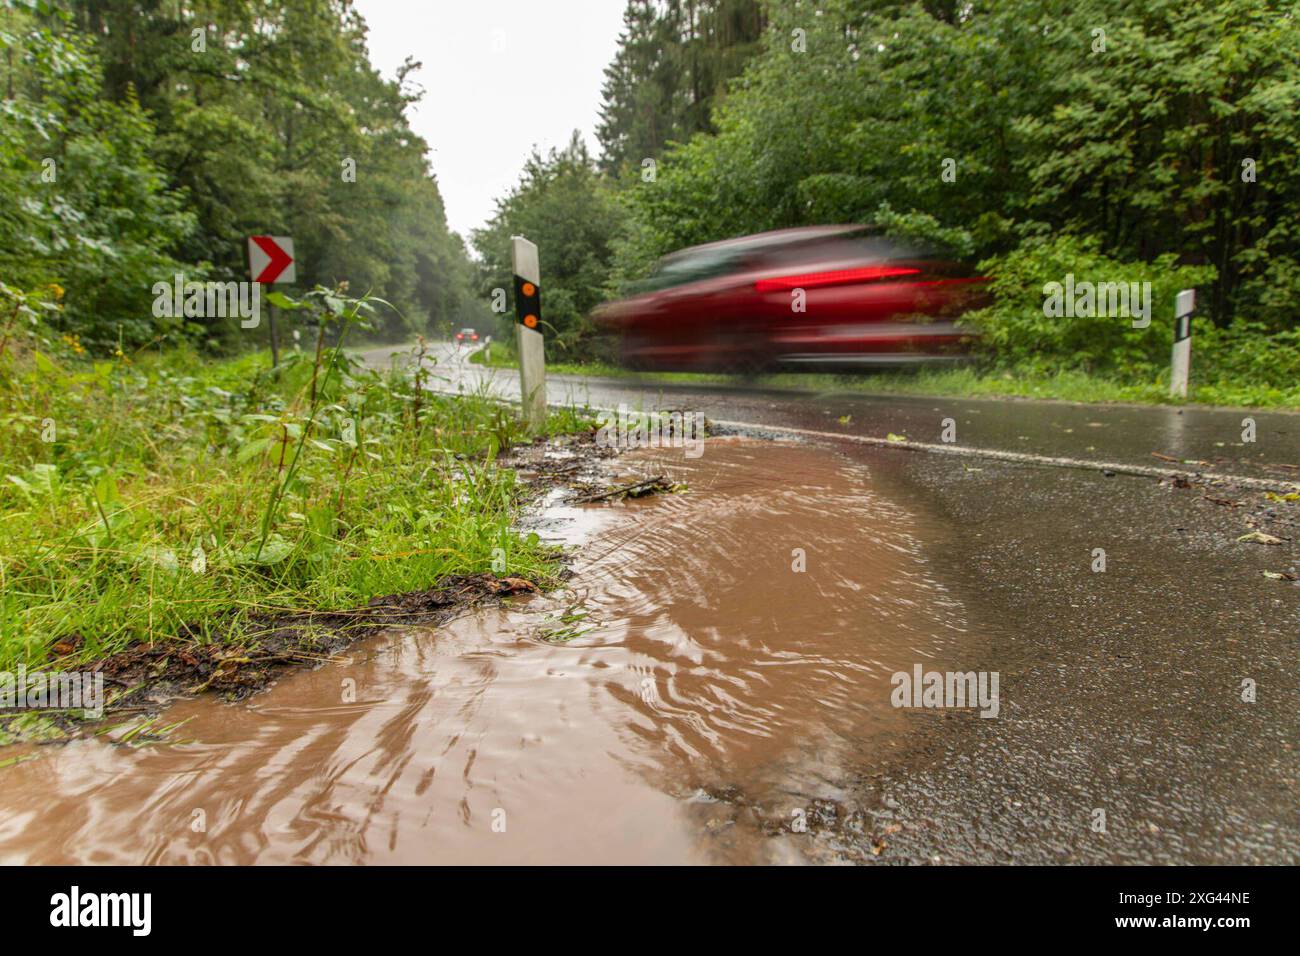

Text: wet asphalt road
xmin=366 ymin=342 xmax=1300 ymax=482
xmin=362 ymin=342 xmax=1299 ymax=864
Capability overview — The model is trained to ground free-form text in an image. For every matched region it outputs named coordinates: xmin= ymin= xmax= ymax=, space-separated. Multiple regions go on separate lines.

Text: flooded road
xmin=0 ymin=439 xmax=980 ymax=864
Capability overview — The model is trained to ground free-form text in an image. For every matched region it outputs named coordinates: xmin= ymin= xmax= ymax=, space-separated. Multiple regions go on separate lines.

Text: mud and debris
xmin=4 ymin=573 xmax=545 ymax=743
xmin=570 ymin=474 xmax=677 ymax=503
xmin=96 ymin=573 xmax=542 ymax=703
xmin=498 ymin=425 xmax=617 ymax=489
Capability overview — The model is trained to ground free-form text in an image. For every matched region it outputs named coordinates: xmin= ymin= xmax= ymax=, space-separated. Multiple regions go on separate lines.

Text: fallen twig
xmin=571 ymin=474 xmax=672 ymax=504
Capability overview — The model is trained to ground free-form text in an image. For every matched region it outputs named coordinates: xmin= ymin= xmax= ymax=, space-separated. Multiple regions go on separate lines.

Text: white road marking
xmin=365 ymin=346 xmax=1299 ymax=493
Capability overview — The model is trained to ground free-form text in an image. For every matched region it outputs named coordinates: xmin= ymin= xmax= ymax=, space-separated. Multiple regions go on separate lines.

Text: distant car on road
xmin=592 ymin=226 xmax=988 ymax=373
xmin=454 ymin=327 xmax=479 ymax=345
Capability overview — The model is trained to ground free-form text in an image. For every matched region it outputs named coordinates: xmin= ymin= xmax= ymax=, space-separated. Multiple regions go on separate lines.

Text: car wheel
xmin=620 ymin=334 xmax=650 ymax=371
xmin=720 ymin=336 xmax=770 ymax=377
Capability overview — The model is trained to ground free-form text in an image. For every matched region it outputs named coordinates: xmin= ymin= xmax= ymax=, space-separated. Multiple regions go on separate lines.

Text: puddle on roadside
xmin=0 ymin=438 xmax=974 ymax=864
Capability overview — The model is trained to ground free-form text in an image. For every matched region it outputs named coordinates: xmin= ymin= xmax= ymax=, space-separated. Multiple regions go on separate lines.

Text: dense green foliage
xmin=486 ymin=0 xmax=1297 ymax=393
xmin=963 ymin=235 xmax=1300 ymax=401
xmin=597 ymin=0 xmax=766 ymax=175
xmin=622 ymin=0 xmax=1300 ymax=333
xmin=966 ymin=236 xmax=1216 ymax=375
xmin=1 ymin=0 xmax=477 ymax=351
xmin=3 ymin=0 xmax=1295 ymax=393
xmin=1 ymin=4 xmax=194 ymax=347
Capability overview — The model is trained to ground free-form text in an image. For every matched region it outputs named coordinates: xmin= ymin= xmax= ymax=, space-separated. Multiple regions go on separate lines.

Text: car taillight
xmin=471 ymin=334 xmax=478 ymax=341
xmin=754 ymin=266 xmax=920 ymax=293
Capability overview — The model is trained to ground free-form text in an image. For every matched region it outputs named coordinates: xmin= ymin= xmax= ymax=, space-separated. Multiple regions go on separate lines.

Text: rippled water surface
xmin=0 ymin=439 xmax=973 ymax=864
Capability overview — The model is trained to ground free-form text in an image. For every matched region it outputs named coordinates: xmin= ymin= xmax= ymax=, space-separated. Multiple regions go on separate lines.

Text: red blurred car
xmin=593 ymin=226 xmax=987 ymax=373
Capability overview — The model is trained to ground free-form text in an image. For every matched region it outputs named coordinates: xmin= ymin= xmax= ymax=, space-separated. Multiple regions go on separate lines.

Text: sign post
xmin=1170 ymin=288 xmax=1194 ymax=400
xmin=511 ymin=236 xmax=546 ymax=430
xmin=248 ymin=235 xmax=296 ymax=368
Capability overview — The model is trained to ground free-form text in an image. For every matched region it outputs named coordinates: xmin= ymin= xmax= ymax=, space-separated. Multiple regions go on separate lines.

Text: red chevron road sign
xmin=248 ymin=235 xmax=296 ymax=284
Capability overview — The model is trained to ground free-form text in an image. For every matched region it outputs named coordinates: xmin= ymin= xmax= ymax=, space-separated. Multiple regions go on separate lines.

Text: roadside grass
xmin=469 ymin=342 xmax=1300 ymax=410
xmin=0 ymin=329 xmax=594 ymax=674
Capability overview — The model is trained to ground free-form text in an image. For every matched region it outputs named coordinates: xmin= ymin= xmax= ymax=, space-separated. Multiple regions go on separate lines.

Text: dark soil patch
xmin=96 ymin=573 xmax=543 ymax=710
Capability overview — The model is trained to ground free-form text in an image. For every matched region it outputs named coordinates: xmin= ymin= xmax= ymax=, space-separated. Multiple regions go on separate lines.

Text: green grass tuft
xmin=0 ymin=342 xmax=594 ymax=671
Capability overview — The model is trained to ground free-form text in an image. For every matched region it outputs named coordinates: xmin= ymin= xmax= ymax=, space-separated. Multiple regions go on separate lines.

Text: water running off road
xmin=0 ymin=439 xmax=978 ymax=864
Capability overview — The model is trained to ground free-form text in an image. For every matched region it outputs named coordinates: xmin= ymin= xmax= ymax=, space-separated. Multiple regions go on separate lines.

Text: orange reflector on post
xmin=514 ymin=273 xmax=541 ymax=332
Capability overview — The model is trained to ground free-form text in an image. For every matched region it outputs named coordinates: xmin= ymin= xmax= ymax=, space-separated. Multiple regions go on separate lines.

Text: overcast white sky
xmin=353 ymin=0 xmax=626 ymax=244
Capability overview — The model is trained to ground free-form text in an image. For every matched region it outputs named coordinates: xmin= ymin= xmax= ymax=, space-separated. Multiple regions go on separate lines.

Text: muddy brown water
xmin=0 ymin=438 xmax=977 ymax=864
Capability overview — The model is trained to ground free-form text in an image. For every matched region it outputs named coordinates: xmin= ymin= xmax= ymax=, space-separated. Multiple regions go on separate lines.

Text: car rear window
xmin=633 ymin=248 xmax=745 ymax=292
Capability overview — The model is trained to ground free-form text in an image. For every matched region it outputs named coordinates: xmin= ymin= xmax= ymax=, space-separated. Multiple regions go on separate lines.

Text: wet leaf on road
xmin=1238 ymin=530 xmax=1284 ymax=545
xmin=496 ymin=577 xmax=539 ymax=594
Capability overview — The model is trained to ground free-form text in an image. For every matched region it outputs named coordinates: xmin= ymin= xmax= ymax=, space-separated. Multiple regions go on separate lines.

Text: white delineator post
xmin=511 ymin=235 xmax=546 ymax=430
xmin=1170 ymin=288 xmax=1195 ymax=399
